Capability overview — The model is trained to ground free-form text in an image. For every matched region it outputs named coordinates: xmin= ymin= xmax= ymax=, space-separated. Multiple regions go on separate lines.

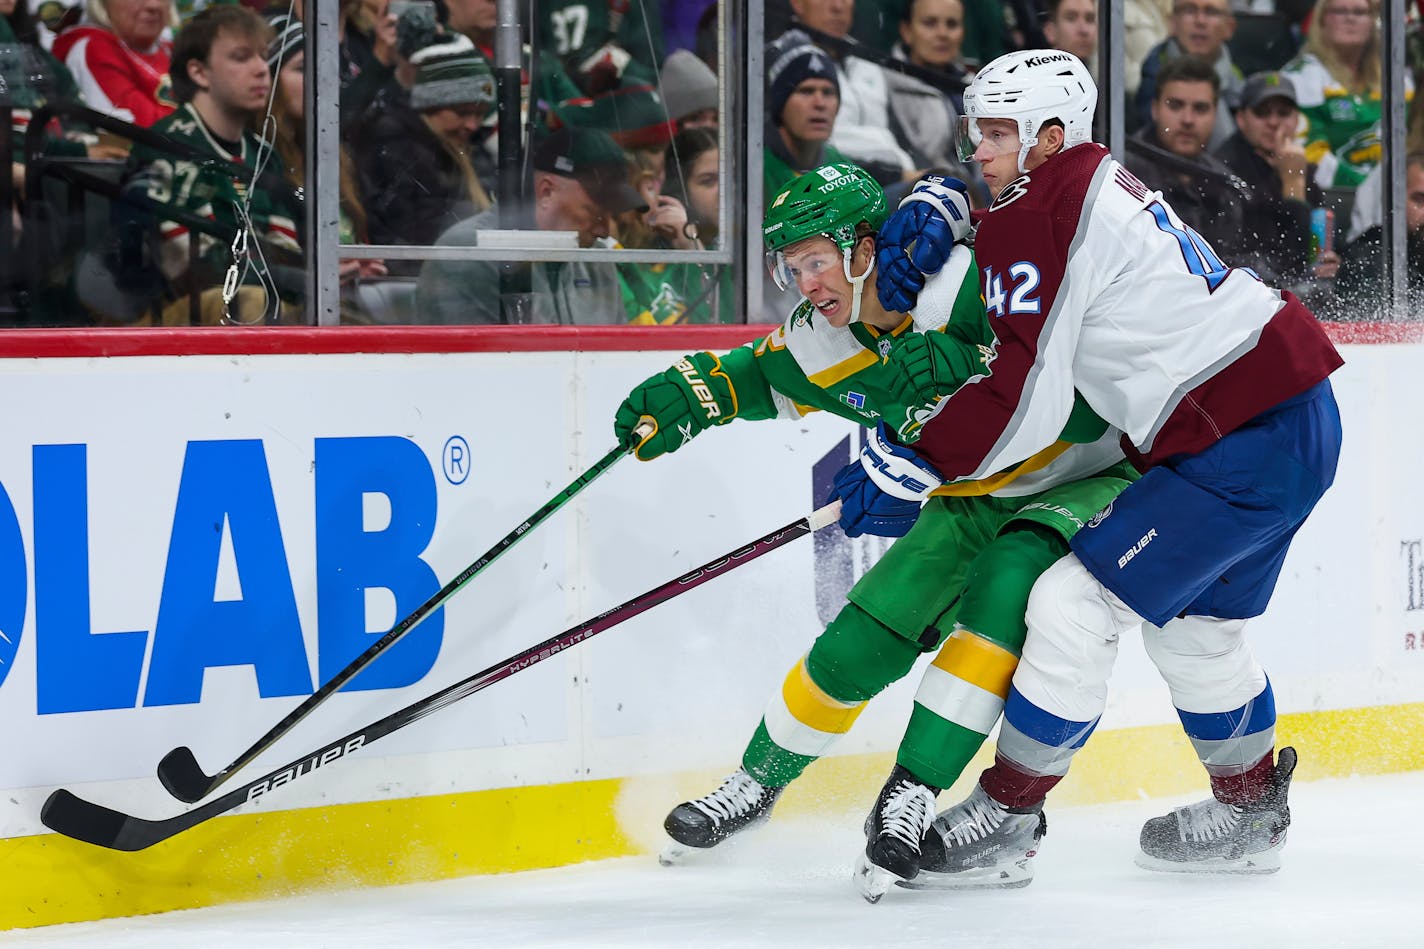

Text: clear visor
xmin=957 ymin=115 xmax=1022 ymax=162
xmin=956 ymin=114 xmax=982 ymax=162
xmin=765 ymin=244 xmax=846 ymax=293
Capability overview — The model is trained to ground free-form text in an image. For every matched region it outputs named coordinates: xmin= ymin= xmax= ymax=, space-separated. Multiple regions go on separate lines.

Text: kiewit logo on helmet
xmin=1022 ymin=53 xmax=1072 ymax=67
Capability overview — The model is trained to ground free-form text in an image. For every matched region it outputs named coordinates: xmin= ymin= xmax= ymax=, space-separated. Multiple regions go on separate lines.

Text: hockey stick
xmin=41 ymin=501 xmax=842 ymax=852
xmin=155 ymin=425 xmax=650 ymax=804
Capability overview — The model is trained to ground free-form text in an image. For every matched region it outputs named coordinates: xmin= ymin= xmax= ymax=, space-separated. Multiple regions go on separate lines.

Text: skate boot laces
xmin=1172 ymin=798 xmax=1242 ymax=843
xmin=943 ymin=785 xmax=1010 ymax=847
xmin=690 ymin=770 xmax=768 ymax=826
xmin=878 ymin=779 xmax=937 ymax=847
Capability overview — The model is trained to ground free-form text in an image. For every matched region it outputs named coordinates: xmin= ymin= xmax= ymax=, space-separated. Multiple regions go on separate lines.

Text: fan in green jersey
xmin=609 ymin=162 xmax=1139 ymax=901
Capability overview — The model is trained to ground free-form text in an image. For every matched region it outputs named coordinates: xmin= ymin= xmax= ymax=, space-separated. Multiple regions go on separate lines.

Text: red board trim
xmin=0 ymin=321 xmax=1411 ymax=359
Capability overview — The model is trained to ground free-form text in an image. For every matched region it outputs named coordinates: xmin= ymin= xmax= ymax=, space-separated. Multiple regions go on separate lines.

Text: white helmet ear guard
xmin=962 ymin=50 xmax=1097 ymax=173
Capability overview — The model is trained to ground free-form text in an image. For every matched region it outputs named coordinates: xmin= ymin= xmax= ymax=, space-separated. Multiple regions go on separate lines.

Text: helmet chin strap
xmin=843 ymin=247 xmax=877 ymax=324
xmin=1016 ymin=120 xmax=1040 ymax=175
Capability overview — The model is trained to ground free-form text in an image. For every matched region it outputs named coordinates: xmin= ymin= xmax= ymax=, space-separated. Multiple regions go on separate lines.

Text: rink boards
xmin=0 ymin=325 xmax=1420 ymax=928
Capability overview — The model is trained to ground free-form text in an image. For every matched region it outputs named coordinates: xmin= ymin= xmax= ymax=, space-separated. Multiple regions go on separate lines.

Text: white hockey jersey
xmin=913 ymin=143 xmax=1343 ymax=481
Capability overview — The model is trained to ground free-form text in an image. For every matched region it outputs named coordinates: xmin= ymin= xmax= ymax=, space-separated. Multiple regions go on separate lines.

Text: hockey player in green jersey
xmin=611 ymin=162 xmax=1137 ymax=901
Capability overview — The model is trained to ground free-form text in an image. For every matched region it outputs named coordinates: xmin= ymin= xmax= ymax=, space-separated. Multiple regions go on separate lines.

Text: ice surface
xmin=10 ymin=770 xmax=1419 ymax=948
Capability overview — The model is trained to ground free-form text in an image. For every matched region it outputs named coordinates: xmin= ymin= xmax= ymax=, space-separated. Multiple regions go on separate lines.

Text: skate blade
xmin=853 ymin=852 xmax=898 ymax=904
xmin=1133 ymin=845 xmax=1283 ymax=875
xmin=897 ymin=860 xmax=1035 ymax=891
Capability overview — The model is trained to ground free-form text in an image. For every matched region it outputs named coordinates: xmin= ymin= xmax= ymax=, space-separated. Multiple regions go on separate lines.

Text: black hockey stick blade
xmin=41 ymin=502 xmax=839 ymax=852
xmin=40 ymin=790 xmax=133 ymax=850
xmin=152 ymin=433 xmax=646 ymax=805
xmin=156 ymin=747 xmax=212 ymax=802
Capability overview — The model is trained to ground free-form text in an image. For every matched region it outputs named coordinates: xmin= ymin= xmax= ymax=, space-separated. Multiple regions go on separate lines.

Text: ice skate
xmin=658 ymin=768 xmax=784 ymax=865
xmin=854 ymin=765 xmax=939 ymax=903
xmin=900 ymin=784 xmax=1046 ymax=891
xmin=1135 ymin=746 xmax=1296 ymax=874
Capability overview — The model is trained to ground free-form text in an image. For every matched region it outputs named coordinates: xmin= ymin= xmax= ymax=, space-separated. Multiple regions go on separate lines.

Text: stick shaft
xmin=163 ymin=440 xmax=633 ymax=799
xmin=42 ymin=504 xmax=835 ymax=851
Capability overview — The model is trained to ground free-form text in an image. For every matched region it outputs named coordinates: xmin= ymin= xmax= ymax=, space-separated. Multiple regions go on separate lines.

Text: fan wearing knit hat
xmin=763 ymin=29 xmax=845 ymax=198
xmin=348 ymin=32 xmax=495 ymax=268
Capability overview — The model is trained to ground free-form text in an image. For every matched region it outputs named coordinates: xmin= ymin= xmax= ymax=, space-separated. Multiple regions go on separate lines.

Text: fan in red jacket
xmin=51 ymin=0 xmax=177 ymax=126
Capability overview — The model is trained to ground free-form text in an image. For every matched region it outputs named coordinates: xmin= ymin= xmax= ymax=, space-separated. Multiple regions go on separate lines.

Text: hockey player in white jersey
xmin=864 ymin=49 xmax=1344 ymax=884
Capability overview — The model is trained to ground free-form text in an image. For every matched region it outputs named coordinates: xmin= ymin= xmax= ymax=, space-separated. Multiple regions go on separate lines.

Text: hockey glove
xmin=828 ymin=422 xmax=944 ymax=538
xmin=614 ymin=351 xmax=739 ymax=461
xmin=883 ymin=330 xmax=986 ymax=423
xmin=875 ymin=176 xmax=973 ymax=313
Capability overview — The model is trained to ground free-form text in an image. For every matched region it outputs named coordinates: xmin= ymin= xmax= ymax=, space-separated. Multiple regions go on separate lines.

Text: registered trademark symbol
xmin=443 ymin=436 xmax=471 ymax=485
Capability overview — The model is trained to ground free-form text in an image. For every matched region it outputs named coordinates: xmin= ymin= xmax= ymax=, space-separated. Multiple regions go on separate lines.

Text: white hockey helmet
xmin=960 ymin=49 xmax=1097 ymax=174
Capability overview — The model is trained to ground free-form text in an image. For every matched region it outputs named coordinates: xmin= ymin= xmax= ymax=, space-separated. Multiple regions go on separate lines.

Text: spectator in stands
xmin=1346 ymin=81 xmax=1424 ymax=246
xmin=616 ymin=145 xmax=707 ymax=324
xmin=112 ymin=5 xmax=301 ymax=324
xmin=547 ymin=82 xmax=677 ymax=156
xmin=415 ymin=126 xmax=645 ymax=323
xmin=1214 ymin=70 xmax=1339 ymax=286
xmin=764 ymin=29 xmax=846 ymax=197
xmin=665 ymin=125 xmax=719 ymax=250
xmin=1126 ymin=55 xmax=1247 ymax=258
xmin=1336 ymin=151 xmax=1424 ymax=316
xmin=1042 ymin=0 xmax=1098 ymax=75
xmin=658 ymin=126 xmax=735 ymax=322
xmin=339 ymin=0 xmax=397 ymax=124
xmin=1136 ymin=0 xmax=1244 ymax=147
xmin=883 ymin=0 xmax=987 ymax=203
xmin=265 ymin=14 xmax=389 ymax=310
xmin=52 ymin=0 xmax=177 ymax=126
xmin=0 ymin=0 xmax=129 ymax=159
xmin=534 ymin=0 xmax=663 ymax=109
xmin=443 ymin=0 xmax=495 ymax=60
xmin=789 ymin=0 xmax=921 ymax=184
xmin=660 ymin=48 xmax=719 ymax=131
xmin=1124 ymin=0 xmax=1171 ymax=98
xmin=548 ymin=83 xmax=678 ymax=248
xmin=349 ymin=33 xmax=493 ymax=272
xmin=1283 ymin=0 xmax=1412 ymax=190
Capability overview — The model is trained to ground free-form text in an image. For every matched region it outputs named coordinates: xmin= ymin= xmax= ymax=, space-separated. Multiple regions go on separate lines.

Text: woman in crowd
xmin=882 ymin=0 xmax=988 ymax=204
xmin=1283 ymin=0 xmax=1414 ymax=189
xmin=624 ymin=126 xmax=732 ymax=324
xmin=51 ymin=0 xmax=177 ymax=126
xmin=349 ymin=32 xmax=493 ymax=273
xmin=265 ymin=14 xmax=388 ymax=309
xmin=616 ymin=134 xmax=706 ymax=324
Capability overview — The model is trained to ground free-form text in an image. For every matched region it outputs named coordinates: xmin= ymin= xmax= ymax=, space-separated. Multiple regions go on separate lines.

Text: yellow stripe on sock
xmin=930 ymin=629 xmax=1019 ymax=697
xmin=782 ymin=658 xmax=866 ymax=734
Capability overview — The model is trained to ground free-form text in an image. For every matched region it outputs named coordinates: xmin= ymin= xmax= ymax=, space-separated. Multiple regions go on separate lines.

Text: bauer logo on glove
xmin=614 ymin=351 xmax=740 ymax=461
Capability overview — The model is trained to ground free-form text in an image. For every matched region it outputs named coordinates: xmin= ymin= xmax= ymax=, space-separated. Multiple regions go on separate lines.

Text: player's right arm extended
xmin=613 ymin=342 xmax=781 ymax=461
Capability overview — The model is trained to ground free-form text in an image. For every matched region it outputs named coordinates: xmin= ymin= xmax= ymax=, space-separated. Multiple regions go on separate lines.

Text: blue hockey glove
xmin=827 ymin=422 xmax=944 ymax=538
xmin=875 ymin=176 xmax=973 ymax=313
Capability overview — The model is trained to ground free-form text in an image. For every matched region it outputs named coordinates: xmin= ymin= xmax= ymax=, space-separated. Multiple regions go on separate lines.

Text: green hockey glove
xmin=883 ymin=331 xmax=989 ymax=438
xmin=614 ymin=351 xmax=740 ymax=460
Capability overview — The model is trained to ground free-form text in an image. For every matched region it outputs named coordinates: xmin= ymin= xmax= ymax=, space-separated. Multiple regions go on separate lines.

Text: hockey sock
xmin=743 ymin=604 xmax=923 ymax=787
xmin=897 ymin=526 xmax=1065 ymax=791
xmin=1210 ymin=750 xmax=1276 ymax=806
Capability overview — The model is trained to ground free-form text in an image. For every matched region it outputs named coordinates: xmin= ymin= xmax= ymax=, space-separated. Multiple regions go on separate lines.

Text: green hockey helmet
xmin=763 ymin=162 xmax=888 ymax=255
xmin=763 ymin=163 xmax=887 ymax=323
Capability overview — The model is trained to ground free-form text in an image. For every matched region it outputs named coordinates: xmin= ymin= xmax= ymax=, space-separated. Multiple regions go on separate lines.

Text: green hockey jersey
xmin=121 ymin=103 xmax=301 ymax=292
xmin=712 ymin=243 xmax=1120 ymax=497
